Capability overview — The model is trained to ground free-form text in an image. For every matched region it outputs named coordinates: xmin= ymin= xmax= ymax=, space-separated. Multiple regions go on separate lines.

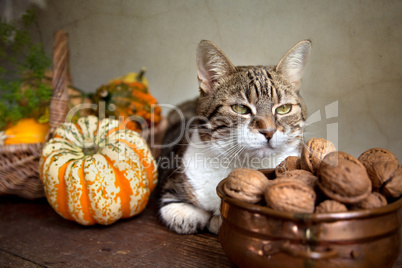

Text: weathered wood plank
xmin=0 ymin=249 xmax=43 ymax=268
xmin=2 ymin=194 xmax=400 ymax=268
xmin=0 ymin=194 xmax=233 ymax=267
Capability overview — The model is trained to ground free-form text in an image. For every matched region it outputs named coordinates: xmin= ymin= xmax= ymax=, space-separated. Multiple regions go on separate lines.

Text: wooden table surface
xmin=1 ymin=193 xmax=402 ymax=268
xmin=0 ymin=193 xmax=234 ymax=268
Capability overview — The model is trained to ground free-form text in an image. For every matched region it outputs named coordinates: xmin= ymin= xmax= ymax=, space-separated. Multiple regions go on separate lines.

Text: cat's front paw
xmin=159 ymin=203 xmax=211 ymax=234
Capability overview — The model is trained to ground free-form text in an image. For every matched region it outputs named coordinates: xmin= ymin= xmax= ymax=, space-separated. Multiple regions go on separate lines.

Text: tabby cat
xmin=158 ymin=39 xmax=311 ymax=234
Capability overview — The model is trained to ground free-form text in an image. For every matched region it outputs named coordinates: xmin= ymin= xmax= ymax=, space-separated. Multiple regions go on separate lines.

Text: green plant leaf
xmin=0 ymin=8 xmax=52 ymax=130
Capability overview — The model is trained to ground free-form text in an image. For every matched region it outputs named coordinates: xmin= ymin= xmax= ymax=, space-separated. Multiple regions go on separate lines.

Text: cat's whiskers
xmin=211 ymin=133 xmax=246 ymax=164
xmin=190 ymin=131 xmax=242 ymax=158
xmin=218 ymin=142 xmax=242 ymax=160
xmin=225 ymin=144 xmax=246 ymax=173
xmin=194 ymin=138 xmax=238 ymax=157
xmin=213 ymin=137 xmax=243 ymax=154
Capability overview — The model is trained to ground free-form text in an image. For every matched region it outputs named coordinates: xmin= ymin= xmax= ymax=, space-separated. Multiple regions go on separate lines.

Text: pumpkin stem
xmin=137 ymin=67 xmax=147 ymax=81
xmin=82 ymin=144 xmax=100 ymax=155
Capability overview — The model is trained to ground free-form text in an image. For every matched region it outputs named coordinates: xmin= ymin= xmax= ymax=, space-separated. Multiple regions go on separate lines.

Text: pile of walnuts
xmin=224 ymin=138 xmax=401 ymax=213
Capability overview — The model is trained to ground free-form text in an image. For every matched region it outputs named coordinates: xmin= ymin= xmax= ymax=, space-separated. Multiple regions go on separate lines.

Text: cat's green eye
xmin=232 ymin=104 xmax=251 ymax=115
xmin=276 ymin=104 xmax=292 ymax=115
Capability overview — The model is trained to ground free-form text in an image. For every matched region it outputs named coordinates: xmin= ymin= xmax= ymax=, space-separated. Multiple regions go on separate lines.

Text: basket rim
xmin=0 ymin=142 xmax=43 ymax=152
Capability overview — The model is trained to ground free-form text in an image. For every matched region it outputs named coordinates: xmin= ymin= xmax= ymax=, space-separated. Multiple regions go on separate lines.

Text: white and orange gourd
xmin=39 ymin=115 xmax=157 ymax=225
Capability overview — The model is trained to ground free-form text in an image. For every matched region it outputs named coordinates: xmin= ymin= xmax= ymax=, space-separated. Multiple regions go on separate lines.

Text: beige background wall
xmin=35 ymin=0 xmax=402 ymax=159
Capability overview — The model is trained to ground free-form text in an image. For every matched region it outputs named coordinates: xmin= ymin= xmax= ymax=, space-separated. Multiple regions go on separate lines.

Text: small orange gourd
xmin=39 ymin=115 xmax=158 ymax=225
xmin=91 ymin=69 xmax=161 ymax=132
xmin=1 ymin=118 xmax=50 ymax=145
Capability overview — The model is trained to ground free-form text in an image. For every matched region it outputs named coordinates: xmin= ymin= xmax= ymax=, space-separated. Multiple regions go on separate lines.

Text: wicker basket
xmin=0 ymin=30 xmax=70 ymax=199
xmin=0 ymin=30 xmax=168 ymax=199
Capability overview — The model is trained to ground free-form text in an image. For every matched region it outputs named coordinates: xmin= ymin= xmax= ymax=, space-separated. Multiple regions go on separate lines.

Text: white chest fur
xmin=182 ymin=129 xmax=300 ymax=214
xmin=183 ymin=130 xmax=229 ymax=214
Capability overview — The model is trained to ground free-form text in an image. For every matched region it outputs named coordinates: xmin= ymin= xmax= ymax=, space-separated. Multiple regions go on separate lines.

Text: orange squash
xmin=39 ymin=115 xmax=158 ymax=225
xmin=1 ymin=118 xmax=50 ymax=145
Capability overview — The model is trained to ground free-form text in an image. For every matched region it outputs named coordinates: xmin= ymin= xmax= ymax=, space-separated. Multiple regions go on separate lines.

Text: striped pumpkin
xmin=39 ymin=115 xmax=157 ymax=225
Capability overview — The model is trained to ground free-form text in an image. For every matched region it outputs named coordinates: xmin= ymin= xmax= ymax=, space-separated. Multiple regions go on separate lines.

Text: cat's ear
xmin=276 ymin=40 xmax=311 ymax=90
xmin=196 ymin=40 xmax=236 ymax=94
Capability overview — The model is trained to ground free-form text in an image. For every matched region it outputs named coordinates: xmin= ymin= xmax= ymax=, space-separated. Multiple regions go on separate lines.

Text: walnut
xmin=351 ymin=192 xmax=387 ymax=210
xmin=276 ymin=169 xmax=318 ymax=188
xmin=367 ymin=161 xmax=399 ymax=191
xmin=275 ymin=156 xmax=301 ymax=177
xmin=300 ymin=138 xmax=336 ymax=175
xmin=315 ymin=200 xmax=348 ymax=213
xmin=381 ymin=165 xmax=402 ymax=199
xmin=358 ymin=148 xmax=398 ymax=166
xmin=327 ymin=151 xmax=366 ymax=169
xmin=224 ymin=168 xmax=270 ymax=203
xmin=317 ymin=151 xmax=372 ymax=204
xmin=264 ymin=180 xmax=316 ymax=213
xmin=358 ymin=148 xmax=399 ymax=183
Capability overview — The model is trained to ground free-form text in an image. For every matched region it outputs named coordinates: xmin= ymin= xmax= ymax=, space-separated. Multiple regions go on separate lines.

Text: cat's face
xmin=195 ymin=40 xmax=311 ymax=164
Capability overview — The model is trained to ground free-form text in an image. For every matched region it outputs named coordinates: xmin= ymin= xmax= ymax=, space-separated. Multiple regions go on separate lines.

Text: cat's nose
xmin=259 ymin=129 xmax=276 ymax=141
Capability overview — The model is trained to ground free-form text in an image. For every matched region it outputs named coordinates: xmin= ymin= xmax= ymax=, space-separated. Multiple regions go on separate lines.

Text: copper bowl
xmin=217 ymin=169 xmax=402 ymax=268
